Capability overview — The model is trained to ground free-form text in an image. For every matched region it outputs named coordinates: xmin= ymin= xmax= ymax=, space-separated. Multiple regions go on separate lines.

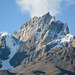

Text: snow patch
xmin=51 ymin=44 xmax=63 ymax=50
xmin=61 ymin=34 xmax=73 ymax=43
xmin=6 ymin=36 xmax=19 ymax=59
xmin=1 ymin=36 xmax=19 ymax=70
xmin=46 ymin=34 xmax=73 ymax=50
xmin=35 ymin=32 xmax=40 ymax=43
xmin=57 ymin=32 xmax=65 ymax=39
xmin=1 ymin=59 xmax=13 ymax=70
xmin=0 ymin=32 xmax=8 ymax=37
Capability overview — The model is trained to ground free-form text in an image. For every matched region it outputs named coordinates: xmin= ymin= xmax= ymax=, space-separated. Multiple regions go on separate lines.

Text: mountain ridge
xmin=0 ymin=12 xmax=75 ymax=75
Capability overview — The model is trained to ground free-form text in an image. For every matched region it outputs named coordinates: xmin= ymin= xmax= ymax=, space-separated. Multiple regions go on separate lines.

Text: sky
xmin=0 ymin=0 xmax=75 ymax=35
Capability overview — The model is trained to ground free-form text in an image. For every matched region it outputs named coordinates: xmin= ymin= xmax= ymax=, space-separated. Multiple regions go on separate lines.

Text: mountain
xmin=0 ymin=32 xmax=21 ymax=70
xmin=11 ymin=47 xmax=75 ymax=75
xmin=0 ymin=12 xmax=75 ymax=75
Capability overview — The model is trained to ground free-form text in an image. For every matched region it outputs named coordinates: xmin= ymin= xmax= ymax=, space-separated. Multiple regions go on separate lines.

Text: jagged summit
xmin=12 ymin=12 xmax=69 ymax=42
xmin=44 ymin=12 xmax=50 ymax=15
xmin=42 ymin=12 xmax=52 ymax=19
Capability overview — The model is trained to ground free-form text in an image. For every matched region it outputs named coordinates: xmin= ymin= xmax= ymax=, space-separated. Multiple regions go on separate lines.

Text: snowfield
xmin=1 ymin=35 xmax=19 ymax=70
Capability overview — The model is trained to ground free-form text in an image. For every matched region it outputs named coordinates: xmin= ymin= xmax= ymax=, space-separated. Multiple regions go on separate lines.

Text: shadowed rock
xmin=55 ymin=66 xmax=75 ymax=75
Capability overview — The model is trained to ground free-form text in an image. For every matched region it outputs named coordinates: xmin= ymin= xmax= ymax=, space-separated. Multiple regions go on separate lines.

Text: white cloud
xmin=16 ymin=0 xmax=61 ymax=17
xmin=16 ymin=0 xmax=75 ymax=17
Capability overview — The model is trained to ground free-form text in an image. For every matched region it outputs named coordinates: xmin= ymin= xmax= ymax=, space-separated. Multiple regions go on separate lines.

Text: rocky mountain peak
xmin=10 ymin=13 xmax=73 ymax=67
xmin=42 ymin=12 xmax=52 ymax=19
xmin=0 ymin=12 xmax=75 ymax=74
xmin=12 ymin=12 xmax=69 ymax=43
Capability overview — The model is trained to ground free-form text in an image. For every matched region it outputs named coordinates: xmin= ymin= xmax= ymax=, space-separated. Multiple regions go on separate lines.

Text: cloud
xmin=16 ymin=0 xmax=61 ymax=17
xmin=16 ymin=0 xmax=75 ymax=17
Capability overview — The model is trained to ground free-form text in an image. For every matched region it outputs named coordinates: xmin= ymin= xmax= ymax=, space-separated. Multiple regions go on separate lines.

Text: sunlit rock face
xmin=12 ymin=12 xmax=69 ymax=46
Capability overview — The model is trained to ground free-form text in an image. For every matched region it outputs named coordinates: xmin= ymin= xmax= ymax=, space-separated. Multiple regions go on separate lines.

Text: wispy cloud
xmin=16 ymin=0 xmax=75 ymax=17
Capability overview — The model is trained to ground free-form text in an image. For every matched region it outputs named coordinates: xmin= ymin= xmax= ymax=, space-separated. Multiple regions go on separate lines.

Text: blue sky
xmin=0 ymin=0 xmax=75 ymax=35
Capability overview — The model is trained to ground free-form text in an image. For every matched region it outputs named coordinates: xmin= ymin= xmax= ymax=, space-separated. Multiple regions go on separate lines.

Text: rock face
xmin=11 ymin=47 xmax=75 ymax=75
xmin=0 ymin=70 xmax=15 ymax=75
xmin=10 ymin=12 xmax=74 ymax=67
xmin=0 ymin=12 xmax=75 ymax=75
xmin=12 ymin=12 xmax=69 ymax=44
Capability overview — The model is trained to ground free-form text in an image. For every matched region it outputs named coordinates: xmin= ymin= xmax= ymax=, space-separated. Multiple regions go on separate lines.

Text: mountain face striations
xmin=0 ymin=12 xmax=75 ymax=75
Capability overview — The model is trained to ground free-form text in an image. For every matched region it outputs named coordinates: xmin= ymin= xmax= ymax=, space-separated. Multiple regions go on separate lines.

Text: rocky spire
xmin=42 ymin=12 xmax=52 ymax=20
xmin=64 ymin=23 xmax=69 ymax=34
xmin=49 ymin=16 xmax=55 ymax=24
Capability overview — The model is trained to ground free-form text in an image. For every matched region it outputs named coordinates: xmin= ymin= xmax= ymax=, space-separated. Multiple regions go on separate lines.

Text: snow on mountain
xmin=0 ymin=12 xmax=75 ymax=71
xmin=1 ymin=36 xmax=19 ymax=70
xmin=51 ymin=44 xmax=63 ymax=50
xmin=35 ymin=32 xmax=40 ymax=43
xmin=61 ymin=34 xmax=73 ymax=42
xmin=6 ymin=36 xmax=19 ymax=58
xmin=46 ymin=33 xmax=74 ymax=50
xmin=0 ymin=32 xmax=8 ymax=37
